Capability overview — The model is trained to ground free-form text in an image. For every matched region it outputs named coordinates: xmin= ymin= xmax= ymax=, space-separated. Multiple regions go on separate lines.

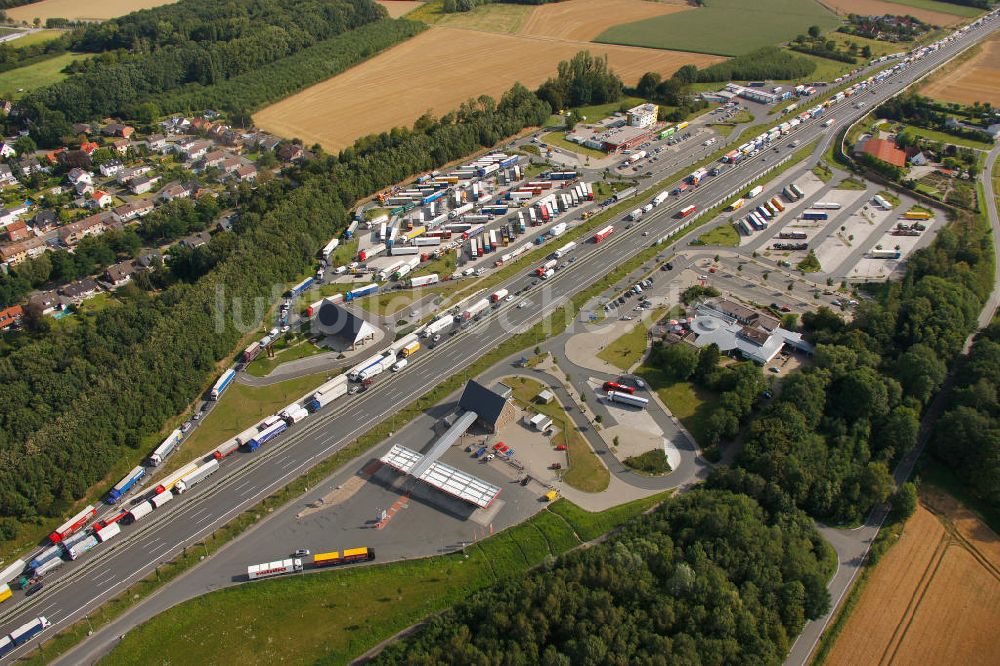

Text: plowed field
xmin=825 ymin=490 xmax=1000 ymax=665
xmin=5 ymin=0 xmax=178 ymax=21
xmin=821 ymin=0 xmax=966 ymax=26
xmin=376 ymin=1 xmax=423 ymax=19
xmin=921 ymin=33 xmax=1000 ymax=106
xmin=520 ymin=0 xmax=691 ymax=41
xmin=254 ymin=27 xmax=722 ymax=151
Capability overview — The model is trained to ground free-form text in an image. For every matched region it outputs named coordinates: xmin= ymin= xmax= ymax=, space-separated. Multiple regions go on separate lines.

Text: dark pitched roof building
xmin=315 ymin=299 xmax=375 ymax=348
xmin=458 ymin=380 xmax=515 ymax=433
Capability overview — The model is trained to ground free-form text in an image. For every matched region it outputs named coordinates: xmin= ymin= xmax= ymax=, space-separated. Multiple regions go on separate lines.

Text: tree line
xmin=676 ymin=46 xmax=817 ymax=84
xmin=373 ymin=486 xmax=834 ymax=665
xmin=13 ymin=0 xmax=388 ymax=144
xmin=535 ymin=51 xmax=622 ymax=113
xmin=0 ymin=83 xmax=549 ymax=545
xmin=441 ymin=0 xmax=561 ymax=12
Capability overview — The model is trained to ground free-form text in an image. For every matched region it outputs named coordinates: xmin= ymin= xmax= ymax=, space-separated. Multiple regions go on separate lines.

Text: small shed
xmin=535 ymin=389 xmax=554 ymax=405
xmin=528 ymin=413 xmax=553 ymax=432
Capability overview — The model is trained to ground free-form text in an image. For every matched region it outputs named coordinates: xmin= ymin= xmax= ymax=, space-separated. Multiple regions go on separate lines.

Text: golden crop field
xmin=921 ymin=32 xmax=1000 ymax=106
xmin=825 ymin=489 xmax=1000 ymax=665
xmin=821 ymin=0 xmax=966 ymax=26
xmin=375 ymin=0 xmax=423 ymax=19
xmin=519 ymin=0 xmax=692 ymax=41
xmin=254 ymin=26 xmax=722 ymax=151
xmin=5 ymin=0 xmax=178 ymax=22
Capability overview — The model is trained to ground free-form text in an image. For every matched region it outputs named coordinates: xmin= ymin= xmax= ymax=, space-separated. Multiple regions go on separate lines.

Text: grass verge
xmin=541 ymin=130 xmax=608 ymax=160
xmin=596 ymin=308 xmax=665 ymax=371
xmin=637 ymin=365 xmax=717 ymax=447
xmin=836 ymin=176 xmax=867 ymax=190
xmin=623 ymin=448 xmax=671 ymax=475
xmin=244 ymin=339 xmax=325 ymax=378
xmin=694 ymin=223 xmax=740 ymax=246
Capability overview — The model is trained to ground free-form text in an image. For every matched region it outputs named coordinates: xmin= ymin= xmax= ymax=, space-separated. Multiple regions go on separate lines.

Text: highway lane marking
xmin=3 ymin=28 xmax=990 ymax=649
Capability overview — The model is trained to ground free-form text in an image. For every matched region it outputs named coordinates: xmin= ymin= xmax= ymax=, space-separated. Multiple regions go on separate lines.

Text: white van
xmin=391 ymin=358 xmax=408 ymax=372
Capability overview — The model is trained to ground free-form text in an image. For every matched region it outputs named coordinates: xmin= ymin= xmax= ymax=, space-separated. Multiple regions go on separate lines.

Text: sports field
xmin=921 ymin=32 xmax=1000 ymax=106
xmin=5 ymin=0 xmax=178 ymax=22
xmin=821 ymin=0 xmax=969 ymax=26
xmin=825 ymin=489 xmax=1000 ymax=665
xmin=594 ymin=0 xmax=841 ymax=57
xmin=254 ymin=27 xmax=723 ymax=151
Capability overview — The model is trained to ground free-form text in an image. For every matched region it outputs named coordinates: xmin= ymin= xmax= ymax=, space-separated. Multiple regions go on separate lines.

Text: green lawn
xmin=695 ymin=224 xmax=740 ymax=247
xmin=103 ymin=491 xmax=668 ymax=666
xmin=825 ymin=31 xmax=911 ymax=60
xmin=595 ymin=0 xmax=840 ymax=57
xmin=0 ymin=52 xmax=89 ymax=98
xmin=356 ymin=284 xmax=446 ymax=316
xmin=10 ymin=29 xmax=66 ymax=48
xmin=162 ymin=372 xmax=332 ymax=473
xmin=899 ymin=124 xmax=993 ymax=150
xmin=327 ymin=238 xmax=358 ymax=267
xmin=245 ymin=339 xmax=325 ymax=378
xmin=406 ymin=0 xmax=531 ymax=32
xmin=813 ymin=162 xmax=834 ymax=182
xmin=596 ymin=310 xmax=665 ymax=371
xmin=572 ymin=97 xmax=645 ymax=123
xmin=505 ymin=375 xmax=610 ymax=493
xmin=638 ymin=365 xmax=717 ymax=447
xmin=73 ymin=292 xmax=117 ymax=316
xmin=836 ymin=176 xmax=867 ymax=190
xmin=787 ymin=50 xmax=858 ymax=83
xmin=885 ymin=0 xmax=986 ymax=18
xmin=542 ymin=131 xmax=609 ymax=160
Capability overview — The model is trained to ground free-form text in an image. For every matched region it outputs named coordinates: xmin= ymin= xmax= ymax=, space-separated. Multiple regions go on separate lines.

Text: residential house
xmin=207 ymin=125 xmax=227 ymax=142
xmin=181 ymin=140 xmax=212 ymax=162
xmin=0 ymin=203 xmax=29 ymax=227
xmin=57 ymin=150 xmax=91 ymax=169
xmin=986 ymin=124 xmax=1000 ymax=140
xmin=99 ymin=160 xmax=124 ymax=178
xmin=112 ymin=200 xmax=154 ymax=223
xmin=146 ymin=134 xmax=167 ymax=152
xmin=33 ymin=210 xmax=57 ymax=231
xmin=4 ymin=220 xmax=32 ymax=243
xmin=256 ymin=134 xmax=281 ymax=152
xmin=0 ymin=142 xmax=16 ymax=159
xmin=58 ymin=212 xmax=112 ymax=245
xmin=67 ymin=168 xmax=93 ymax=187
xmin=104 ymin=260 xmax=135 ymax=288
xmin=219 ymin=156 xmax=242 ymax=174
xmin=219 ymin=129 xmax=244 ymax=149
xmin=17 ymin=156 xmax=41 ymax=175
xmin=0 ymin=304 xmax=23 ymax=330
xmin=111 ymin=138 xmax=130 ymax=155
xmin=127 ymin=174 xmax=160 ymax=195
xmin=156 ymin=181 xmax=193 ymax=203
xmin=201 ymin=149 xmax=227 ymax=169
xmin=276 ymin=143 xmax=303 ymax=162
xmin=0 ymin=236 xmax=46 ymax=265
xmin=908 ymin=150 xmax=929 ymax=166
xmin=862 ymin=138 xmax=906 ymax=168
xmin=72 ymin=122 xmax=93 ymax=135
xmin=75 ymin=182 xmax=94 ymax=197
xmin=88 ymin=190 xmax=113 ymax=209
xmin=27 ymin=290 xmax=64 ymax=316
xmin=189 ymin=117 xmax=213 ymax=132
xmin=0 ymin=164 xmax=16 ymax=187
xmin=79 ymin=141 xmax=99 ymax=155
xmin=102 ymin=123 xmax=135 ymax=138
xmin=61 ymin=277 xmax=100 ymax=303
xmin=179 ymin=230 xmax=212 ymax=249
xmin=233 ymin=164 xmax=257 ymax=182
xmin=117 ymin=164 xmax=153 ymax=185
xmin=136 ymin=249 xmax=162 ymax=268
xmin=45 ymin=147 xmax=66 ymax=164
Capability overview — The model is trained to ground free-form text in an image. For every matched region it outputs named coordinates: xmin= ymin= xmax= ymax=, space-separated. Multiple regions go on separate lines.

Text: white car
xmin=505 ymin=294 xmax=514 ymax=302
xmin=518 ymin=301 xmax=528 ymax=308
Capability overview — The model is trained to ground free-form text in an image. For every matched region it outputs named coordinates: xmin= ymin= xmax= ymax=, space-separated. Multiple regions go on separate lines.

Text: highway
xmin=2 ymin=13 xmax=998 ymax=662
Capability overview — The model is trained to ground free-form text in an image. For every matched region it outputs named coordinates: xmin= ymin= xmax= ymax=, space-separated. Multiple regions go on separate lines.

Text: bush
xmin=623 ymin=448 xmax=671 ymax=474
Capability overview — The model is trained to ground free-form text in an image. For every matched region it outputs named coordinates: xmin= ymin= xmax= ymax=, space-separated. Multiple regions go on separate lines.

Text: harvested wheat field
xmin=821 ymin=0 xmax=966 ymax=27
xmin=825 ymin=492 xmax=1000 ymax=666
xmin=254 ymin=27 xmax=722 ymax=151
xmin=5 ymin=0 xmax=177 ymax=22
xmin=376 ymin=1 xmax=423 ymax=19
xmin=520 ymin=0 xmax=692 ymax=42
xmin=921 ymin=33 xmax=1000 ymax=106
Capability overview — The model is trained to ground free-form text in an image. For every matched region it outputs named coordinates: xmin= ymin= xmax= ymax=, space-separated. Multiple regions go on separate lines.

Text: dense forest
xmin=675 ymin=46 xmax=817 ymax=84
xmin=373 ymin=486 xmax=834 ymax=665
xmin=932 ymin=320 xmax=1000 ymax=508
xmin=0 ymin=84 xmax=548 ymax=543
xmin=16 ymin=0 xmax=389 ymax=143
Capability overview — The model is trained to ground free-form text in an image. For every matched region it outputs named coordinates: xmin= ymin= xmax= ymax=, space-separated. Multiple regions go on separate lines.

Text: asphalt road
xmin=1 ymin=15 xmax=997 ymax=662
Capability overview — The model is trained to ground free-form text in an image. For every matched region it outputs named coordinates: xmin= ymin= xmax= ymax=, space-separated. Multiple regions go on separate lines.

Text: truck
xmin=628 ymin=208 xmax=643 ymax=221
xmin=3 ymin=617 xmax=50 ymax=653
xmin=541 ymin=268 xmax=555 ymax=280
xmin=602 ymin=381 xmax=635 ymax=395
xmin=247 ymin=558 xmax=303 ymax=581
xmin=345 ymin=283 xmax=378 ymax=301
xmin=400 ymin=340 xmax=421 ymax=358
xmin=671 ymin=182 xmax=689 ymax=196
xmin=903 ymin=210 xmax=932 ymax=220
xmin=490 ymin=288 xmax=509 ymax=303
xmin=727 ymin=198 xmax=746 ymax=211
xmin=95 ymin=521 xmax=121 ymax=543
xmin=0 ymin=560 xmax=25 ymax=587
xmin=127 ymin=501 xmax=154 ymax=523
xmin=677 ymin=205 xmax=697 ymax=218
xmin=746 ymin=185 xmax=764 ymax=199
xmin=536 ymin=259 xmax=557 ymax=276
xmin=150 ymin=491 xmax=174 ymax=509
xmin=449 ymin=203 xmax=474 ymax=219
xmin=174 ymin=459 xmax=220 ymax=494
xmin=28 ymin=546 xmax=62 ymax=573
xmin=358 ymin=354 xmax=395 ymax=382
xmin=242 ymin=342 xmax=262 ymax=363
xmin=802 ymin=211 xmax=828 ymax=220
xmin=155 ymin=462 xmax=198 ymax=494
xmin=105 ymin=466 xmax=146 ymax=504
xmin=872 ymin=194 xmax=892 ymax=209
xmin=409 ymin=274 xmax=440 ymax=288
xmin=462 ymin=298 xmax=490 ymax=320
xmin=822 ymin=118 xmax=834 ymax=127
xmin=548 ymin=171 xmax=577 ymax=180
xmin=357 ymin=244 xmax=386 ymax=262
xmin=553 ymin=241 xmax=576 ymax=258
xmin=246 ymin=421 xmax=288 ymax=452
xmin=209 ymin=368 xmax=236 ymax=400
xmin=770 ymin=197 xmax=785 ymax=212
xmin=209 ymin=438 xmax=239 ymax=461
xmin=48 ymin=505 xmax=97 ymax=544
xmin=305 ymin=375 xmax=349 ymax=413
xmin=280 ymin=402 xmax=309 ymax=424
xmin=812 ymin=202 xmax=841 ymax=209
xmin=626 ymin=150 xmax=647 ymax=164
xmin=606 ymin=391 xmax=650 ymax=409
xmin=391 ymin=358 xmax=408 ymax=373
xmin=550 ymin=222 xmax=567 ymax=237
xmin=287 ymin=277 xmax=315 ymax=299
xmin=687 ymin=168 xmax=708 ymax=185
xmin=613 ymin=187 xmax=637 ymax=202
xmin=423 ymin=315 xmax=453 ymax=339
xmin=593 ymin=225 xmax=614 ymax=243
xmin=652 ymin=191 xmax=670 ymax=207
xmin=66 ymin=535 xmax=98 ymax=560
xmin=0 ymin=584 xmax=11 ymax=606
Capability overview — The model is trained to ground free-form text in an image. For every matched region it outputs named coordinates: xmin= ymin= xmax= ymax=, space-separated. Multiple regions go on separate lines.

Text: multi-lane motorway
xmin=2 ymin=13 xmax=998 ymax=661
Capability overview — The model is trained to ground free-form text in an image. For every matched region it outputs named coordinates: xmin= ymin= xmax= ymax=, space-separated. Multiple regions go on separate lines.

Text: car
xmin=25 ymin=582 xmax=43 ymax=597
xmin=192 ymin=412 xmax=202 ymax=421
xmin=569 ymin=256 xmax=577 ymax=263
xmin=642 ymin=231 xmax=649 ymax=236
xmin=281 ymin=325 xmax=290 ymax=333
xmin=518 ymin=301 xmax=529 ymax=308
xmin=780 ymin=305 xmax=791 ymax=312
xmin=620 ymin=316 xmax=632 ymax=321
xmin=769 ymin=367 xmax=781 ymax=374
xmin=180 ymin=421 xmax=192 ymax=433
xmin=485 ymin=453 xmax=496 ymax=461
xmin=698 ymin=274 xmax=708 ymax=280
xmin=770 ymin=302 xmax=780 ymax=310
xmin=293 ymin=548 xmax=311 ymax=557
xmin=348 ymin=386 xmax=362 ymax=395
